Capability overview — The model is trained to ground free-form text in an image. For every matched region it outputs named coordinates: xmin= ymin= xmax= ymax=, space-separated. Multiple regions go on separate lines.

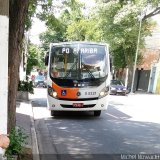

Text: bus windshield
xmin=50 ymin=43 xmax=107 ymax=80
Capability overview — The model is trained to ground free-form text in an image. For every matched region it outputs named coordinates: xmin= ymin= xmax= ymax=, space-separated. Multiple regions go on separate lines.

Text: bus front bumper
xmin=47 ymin=96 xmax=109 ymax=111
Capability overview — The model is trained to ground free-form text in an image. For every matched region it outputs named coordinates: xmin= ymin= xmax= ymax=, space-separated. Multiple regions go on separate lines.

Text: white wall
xmin=0 ymin=15 xmax=9 ymax=155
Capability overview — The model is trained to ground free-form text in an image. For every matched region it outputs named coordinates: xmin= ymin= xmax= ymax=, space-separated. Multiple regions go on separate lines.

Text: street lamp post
xmin=130 ymin=12 xmax=143 ymax=93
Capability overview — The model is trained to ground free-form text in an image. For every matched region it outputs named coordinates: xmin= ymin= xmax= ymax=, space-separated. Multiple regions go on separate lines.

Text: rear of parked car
xmin=34 ymin=75 xmax=47 ymax=88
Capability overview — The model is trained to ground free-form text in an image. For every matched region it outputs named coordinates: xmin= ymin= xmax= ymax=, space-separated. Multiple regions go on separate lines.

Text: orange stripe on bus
xmin=52 ymin=82 xmax=79 ymax=99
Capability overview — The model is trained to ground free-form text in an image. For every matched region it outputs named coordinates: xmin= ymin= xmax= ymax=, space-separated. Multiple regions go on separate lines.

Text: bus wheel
xmin=94 ymin=111 xmax=101 ymax=117
xmin=51 ymin=111 xmax=58 ymax=117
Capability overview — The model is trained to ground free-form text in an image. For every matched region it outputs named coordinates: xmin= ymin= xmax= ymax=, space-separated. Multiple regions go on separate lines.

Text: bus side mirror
xmin=45 ymin=52 xmax=49 ymax=66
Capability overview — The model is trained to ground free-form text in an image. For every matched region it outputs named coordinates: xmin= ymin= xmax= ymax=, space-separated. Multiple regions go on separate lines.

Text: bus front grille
xmin=60 ymin=104 xmax=96 ymax=108
xmin=59 ymin=97 xmax=98 ymax=101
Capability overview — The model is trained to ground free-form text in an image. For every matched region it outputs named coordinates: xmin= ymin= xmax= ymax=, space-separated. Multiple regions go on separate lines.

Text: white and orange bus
xmin=46 ymin=42 xmax=111 ymax=116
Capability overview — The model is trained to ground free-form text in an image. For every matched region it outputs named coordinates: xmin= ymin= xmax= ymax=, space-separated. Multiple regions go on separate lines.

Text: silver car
xmin=33 ymin=75 xmax=47 ymax=88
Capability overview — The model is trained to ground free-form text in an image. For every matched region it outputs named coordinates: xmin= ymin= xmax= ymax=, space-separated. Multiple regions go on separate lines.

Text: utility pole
xmin=0 ymin=0 xmax=9 ymax=156
xmin=130 ymin=12 xmax=143 ymax=93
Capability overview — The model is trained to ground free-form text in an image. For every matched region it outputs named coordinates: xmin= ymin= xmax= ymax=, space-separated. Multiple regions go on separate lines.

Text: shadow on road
xmin=31 ymin=96 xmax=160 ymax=158
xmin=31 ymin=98 xmax=47 ymax=107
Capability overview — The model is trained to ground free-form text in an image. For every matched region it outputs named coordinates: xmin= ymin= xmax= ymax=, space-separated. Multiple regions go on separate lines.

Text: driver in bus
xmin=51 ymin=64 xmax=59 ymax=78
xmin=82 ymin=54 xmax=103 ymax=70
xmin=82 ymin=54 xmax=105 ymax=77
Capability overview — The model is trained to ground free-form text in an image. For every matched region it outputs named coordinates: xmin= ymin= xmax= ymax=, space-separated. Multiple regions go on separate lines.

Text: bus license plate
xmin=73 ymin=103 xmax=83 ymax=107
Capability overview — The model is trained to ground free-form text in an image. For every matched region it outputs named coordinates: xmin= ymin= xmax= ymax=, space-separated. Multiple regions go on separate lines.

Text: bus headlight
xmin=48 ymin=86 xmax=58 ymax=98
xmin=53 ymin=91 xmax=58 ymax=97
xmin=99 ymin=86 xmax=110 ymax=99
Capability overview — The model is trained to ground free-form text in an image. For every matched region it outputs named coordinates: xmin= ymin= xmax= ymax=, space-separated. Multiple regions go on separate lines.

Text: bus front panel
xmin=47 ymin=42 xmax=110 ymax=113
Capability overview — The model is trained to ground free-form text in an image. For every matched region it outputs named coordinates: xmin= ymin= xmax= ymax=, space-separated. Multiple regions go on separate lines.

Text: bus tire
xmin=51 ymin=111 xmax=58 ymax=117
xmin=94 ymin=111 xmax=101 ymax=116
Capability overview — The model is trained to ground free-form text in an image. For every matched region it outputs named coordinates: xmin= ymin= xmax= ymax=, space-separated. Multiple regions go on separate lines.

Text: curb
xmin=29 ymin=101 xmax=40 ymax=160
xmin=15 ymin=100 xmax=40 ymax=160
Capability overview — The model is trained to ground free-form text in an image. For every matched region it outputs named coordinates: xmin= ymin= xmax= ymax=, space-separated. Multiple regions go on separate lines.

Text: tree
xmin=96 ymin=0 xmax=160 ymax=20
xmin=26 ymin=44 xmax=39 ymax=75
xmin=94 ymin=0 xmax=154 ymax=70
xmin=39 ymin=0 xmax=102 ymax=46
xmin=8 ymin=0 xmax=40 ymax=131
xmin=66 ymin=18 xmax=102 ymax=41
xmin=59 ymin=0 xmax=102 ymax=41
xmin=8 ymin=0 xmax=30 ymax=132
xmin=39 ymin=29 xmax=64 ymax=52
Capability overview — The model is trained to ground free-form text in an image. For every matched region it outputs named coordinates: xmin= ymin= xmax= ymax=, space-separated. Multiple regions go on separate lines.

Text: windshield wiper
xmin=64 ymin=49 xmax=95 ymax=79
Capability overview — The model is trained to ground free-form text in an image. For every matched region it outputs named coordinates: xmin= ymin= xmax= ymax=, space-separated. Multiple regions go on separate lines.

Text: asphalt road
xmin=31 ymin=88 xmax=160 ymax=160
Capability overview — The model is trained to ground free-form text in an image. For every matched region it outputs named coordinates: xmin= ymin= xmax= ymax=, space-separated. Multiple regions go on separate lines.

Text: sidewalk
xmin=16 ymin=100 xmax=39 ymax=160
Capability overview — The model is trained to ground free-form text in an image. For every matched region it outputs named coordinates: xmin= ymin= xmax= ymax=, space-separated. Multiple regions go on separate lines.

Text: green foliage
xmin=66 ymin=20 xmax=87 ymax=41
xmin=37 ymin=0 xmax=158 ymax=70
xmin=25 ymin=0 xmax=37 ymax=31
xmin=39 ymin=0 xmax=86 ymax=44
xmin=18 ymin=80 xmax=34 ymax=94
xmin=39 ymin=29 xmax=65 ymax=51
xmin=94 ymin=0 xmax=154 ymax=68
xmin=5 ymin=127 xmax=28 ymax=157
xmin=27 ymin=43 xmax=46 ymax=74
xmin=66 ymin=18 xmax=102 ymax=41
xmin=63 ymin=0 xmax=84 ymax=22
xmin=26 ymin=44 xmax=39 ymax=75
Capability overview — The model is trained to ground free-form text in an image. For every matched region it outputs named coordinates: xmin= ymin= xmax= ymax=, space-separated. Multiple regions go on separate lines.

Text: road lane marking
xmin=106 ymin=113 xmax=119 ymax=119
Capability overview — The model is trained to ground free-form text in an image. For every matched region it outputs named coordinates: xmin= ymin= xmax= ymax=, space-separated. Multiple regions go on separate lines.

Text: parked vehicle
xmin=33 ymin=75 xmax=47 ymax=88
xmin=110 ymin=80 xmax=127 ymax=95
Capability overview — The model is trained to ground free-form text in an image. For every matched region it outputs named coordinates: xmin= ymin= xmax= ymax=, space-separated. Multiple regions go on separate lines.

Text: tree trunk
xmin=8 ymin=0 xmax=29 ymax=132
